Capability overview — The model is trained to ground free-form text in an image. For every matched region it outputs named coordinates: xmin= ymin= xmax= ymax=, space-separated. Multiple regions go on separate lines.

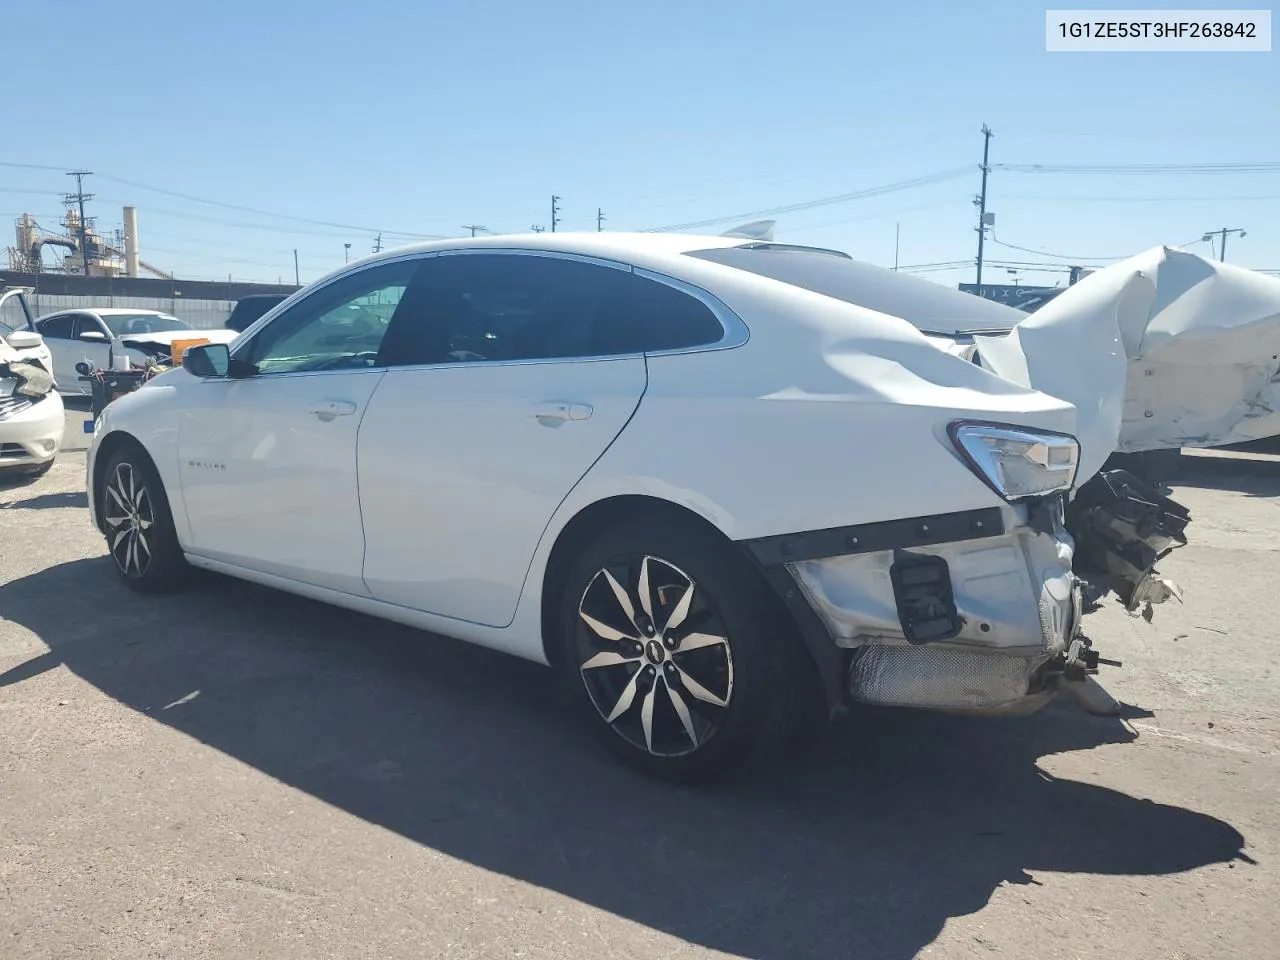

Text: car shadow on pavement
xmin=0 ymin=558 xmax=1249 ymax=960
xmin=1173 ymin=453 xmax=1280 ymax=498
xmin=0 ymin=490 xmax=88 ymax=510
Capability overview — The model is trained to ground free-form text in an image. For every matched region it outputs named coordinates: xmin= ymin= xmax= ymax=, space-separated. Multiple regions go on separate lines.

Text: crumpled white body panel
xmin=974 ymin=247 xmax=1280 ymax=482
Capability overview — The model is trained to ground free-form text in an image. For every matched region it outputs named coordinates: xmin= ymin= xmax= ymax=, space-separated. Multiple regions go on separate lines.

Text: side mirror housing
xmin=78 ymin=330 xmax=108 ymax=342
xmin=183 ymin=343 xmax=231 ymax=378
xmin=5 ymin=330 xmax=43 ymax=350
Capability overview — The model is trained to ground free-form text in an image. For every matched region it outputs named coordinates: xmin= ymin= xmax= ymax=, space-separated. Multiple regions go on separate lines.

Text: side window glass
xmin=240 ymin=260 xmax=421 ymax=375
xmin=71 ymin=315 xmax=103 ymax=340
xmin=381 ymin=254 xmax=611 ymax=367
xmin=38 ymin=315 xmax=74 ymax=339
xmin=593 ymin=273 xmax=725 ymax=355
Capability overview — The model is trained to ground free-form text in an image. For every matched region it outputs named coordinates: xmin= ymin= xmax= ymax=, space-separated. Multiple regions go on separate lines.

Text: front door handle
xmin=533 ymin=400 xmax=593 ymax=424
xmin=310 ymin=400 xmax=357 ymax=420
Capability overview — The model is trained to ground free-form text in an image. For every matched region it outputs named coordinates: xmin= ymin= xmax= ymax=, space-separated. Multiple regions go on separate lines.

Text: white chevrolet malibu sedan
xmin=85 ymin=232 xmax=1125 ymax=781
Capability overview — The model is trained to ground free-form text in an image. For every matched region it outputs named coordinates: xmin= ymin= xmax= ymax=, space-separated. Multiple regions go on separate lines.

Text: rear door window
xmin=37 ymin=314 xmax=74 ymax=339
xmin=378 ymin=253 xmax=726 ymax=367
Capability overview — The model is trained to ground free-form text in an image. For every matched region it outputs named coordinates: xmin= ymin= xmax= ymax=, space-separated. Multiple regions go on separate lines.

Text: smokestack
xmin=123 ymin=205 xmax=140 ymax=277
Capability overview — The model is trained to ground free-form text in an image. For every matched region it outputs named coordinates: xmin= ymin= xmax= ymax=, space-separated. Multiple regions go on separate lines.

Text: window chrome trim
xmin=433 ymin=246 xmax=632 ymax=271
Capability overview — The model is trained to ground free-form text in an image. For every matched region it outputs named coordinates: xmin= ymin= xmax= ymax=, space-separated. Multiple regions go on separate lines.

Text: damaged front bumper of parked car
xmin=0 ymin=357 xmax=64 ymax=473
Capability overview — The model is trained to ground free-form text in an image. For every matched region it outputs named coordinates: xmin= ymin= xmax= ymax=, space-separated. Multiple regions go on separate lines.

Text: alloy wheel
xmin=103 ymin=462 xmax=154 ymax=578
xmin=575 ymin=555 xmax=735 ymax=757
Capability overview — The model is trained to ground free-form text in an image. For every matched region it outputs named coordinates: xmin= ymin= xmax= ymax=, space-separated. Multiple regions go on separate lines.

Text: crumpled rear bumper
xmin=744 ymin=498 xmax=1083 ymax=714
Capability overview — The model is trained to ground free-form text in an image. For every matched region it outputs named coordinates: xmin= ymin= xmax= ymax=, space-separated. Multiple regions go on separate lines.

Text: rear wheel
xmin=555 ymin=518 xmax=816 ymax=782
xmin=100 ymin=445 xmax=189 ymax=593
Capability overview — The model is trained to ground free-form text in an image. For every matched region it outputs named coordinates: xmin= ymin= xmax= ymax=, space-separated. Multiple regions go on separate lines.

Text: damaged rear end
xmin=750 ymin=453 xmax=1191 ymax=718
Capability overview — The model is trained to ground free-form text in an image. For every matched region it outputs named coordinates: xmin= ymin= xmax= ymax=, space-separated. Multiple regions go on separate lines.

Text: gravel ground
xmin=1 ymin=416 xmax=1277 ymax=959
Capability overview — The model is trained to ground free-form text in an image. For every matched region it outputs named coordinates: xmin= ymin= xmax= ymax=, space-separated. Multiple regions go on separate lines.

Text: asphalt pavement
xmin=1 ymin=421 xmax=1278 ymax=959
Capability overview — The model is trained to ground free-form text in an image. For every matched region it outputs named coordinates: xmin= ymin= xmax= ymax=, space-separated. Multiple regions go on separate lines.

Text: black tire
xmin=554 ymin=515 xmax=818 ymax=783
xmin=100 ymin=443 xmax=189 ymax=593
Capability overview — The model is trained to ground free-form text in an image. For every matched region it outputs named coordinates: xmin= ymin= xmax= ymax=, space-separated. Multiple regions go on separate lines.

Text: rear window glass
xmin=686 ymin=245 xmax=1023 ymax=335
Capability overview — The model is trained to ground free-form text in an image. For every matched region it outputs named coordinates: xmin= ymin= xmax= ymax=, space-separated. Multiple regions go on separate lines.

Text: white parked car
xmin=84 ymin=234 xmax=1192 ymax=781
xmin=34 ymin=308 xmax=237 ymax=395
xmin=1 ymin=289 xmax=64 ymax=479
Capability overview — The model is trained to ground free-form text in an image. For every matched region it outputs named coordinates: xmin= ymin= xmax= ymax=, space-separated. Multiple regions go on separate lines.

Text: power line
xmin=995 ymin=161 xmax=1280 ymax=176
xmin=988 ymin=237 xmax=1123 ymax=261
xmin=998 ymin=193 xmax=1280 ymax=204
xmin=91 ymin=196 xmax=431 ymax=241
xmin=783 ymin=198 xmax=969 ymax=235
xmin=93 ymin=172 xmax=449 ymax=238
xmin=642 ymin=167 xmax=974 ymax=232
xmin=0 ymin=161 xmax=74 ymax=173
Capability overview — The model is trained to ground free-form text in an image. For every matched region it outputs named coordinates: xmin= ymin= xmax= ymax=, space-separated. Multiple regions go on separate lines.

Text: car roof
xmin=375 ymin=231 xmax=747 ymax=260
xmin=343 ymin=232 xmax=1020 ymax=335
xmin=36 ymin=307 xmax=172 ymax=319
xmin=87 ymin=308 xmax=173 ymax=317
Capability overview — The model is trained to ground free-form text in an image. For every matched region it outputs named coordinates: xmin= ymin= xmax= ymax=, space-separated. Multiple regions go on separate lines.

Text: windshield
xmin=102 ymin=313 xmax=193 ymax=337
xmin=687 ymin=244 xmax=1024 ymax=336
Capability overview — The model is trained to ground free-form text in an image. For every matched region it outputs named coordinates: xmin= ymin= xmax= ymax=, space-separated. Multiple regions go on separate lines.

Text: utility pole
xmin=293 ymin=249 xmax=300 ymax=285
xmin=893 ymin=222 xmax=900 ymax=271
xmin=597 ymin=207 xmax=606 ymax=232
xmin=461 ymin=225 xmax=488 ymax=237
xmin=64 ymin=170 xmax=94 ymax=275
xmin=344 ymin=242 xmax=351 ymax=263
xmin=373 ymin=232 xmax=383 ymax=253
xmin=1202 ymin=227 xmax=1246 ymax=261
xmin=974 ymin=125 xmax=993 ymax=286
xmin=550 ymin=195 xmax=561 ymax=233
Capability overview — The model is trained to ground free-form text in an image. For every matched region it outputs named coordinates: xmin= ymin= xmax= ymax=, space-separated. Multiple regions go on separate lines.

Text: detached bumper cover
xmin=743 ymin=500 xmax=1082 ymax=713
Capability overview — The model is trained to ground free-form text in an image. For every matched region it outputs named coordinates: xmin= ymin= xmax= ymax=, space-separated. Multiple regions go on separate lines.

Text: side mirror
xmin=5 ymin=330 xmax=43 ymax=350
xmin=183 ymin=343 xmax=231 ymax=378
xmin=75 ymin=361 xmax=94 ymax=376
xmin=78 ymin=330 xmax=108 ymax=342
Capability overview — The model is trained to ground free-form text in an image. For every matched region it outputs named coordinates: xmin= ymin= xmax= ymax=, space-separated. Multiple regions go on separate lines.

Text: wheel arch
xmin=91 ymin=430 xmax=156 ymax=533
xmin=537 ymin=493 xmax=839 ymax=709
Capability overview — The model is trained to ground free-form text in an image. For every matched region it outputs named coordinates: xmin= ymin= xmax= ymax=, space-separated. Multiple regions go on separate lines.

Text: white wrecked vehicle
xmin=0 ymin=288 xmax=64 ymax=479
xmin=34 ymin=308 xmax=237 ymax=396
xmin=84 ymin=234 xmax=1267 ymax=780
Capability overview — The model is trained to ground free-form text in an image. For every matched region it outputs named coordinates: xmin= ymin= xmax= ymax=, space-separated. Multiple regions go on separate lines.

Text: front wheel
xmin=100 ymin=445 xmax=189 ymax=593
xmin=555 ymin=518 xmax=817 ymax=782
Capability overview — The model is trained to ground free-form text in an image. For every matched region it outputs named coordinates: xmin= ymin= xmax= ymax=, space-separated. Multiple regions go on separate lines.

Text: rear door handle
xmin=310 ymin=400 xmax=357 ymax=420
xmin=533 ymin=400 xmax=593 ymax=424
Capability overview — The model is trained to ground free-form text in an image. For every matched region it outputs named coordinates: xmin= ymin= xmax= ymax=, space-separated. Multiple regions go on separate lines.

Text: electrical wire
xmin=0 ymin=161 xmax=73 ymax=173
xmin=988 ymin=238 xmax=1125 ymax=261
xmin=784 ymin=199 xmax=971 ymax=235
xmin=91 ymin=196 xmax=428 ymax=241
xmin=93 ymin=173 xmax=449 ymax=239
xmin=641 ymin=167 xmax=974 ymax=232
xmin=997 ymin=192 xmax=1280 ymax=204
xmin=993 ymin=162 xmax=1280 ymax=175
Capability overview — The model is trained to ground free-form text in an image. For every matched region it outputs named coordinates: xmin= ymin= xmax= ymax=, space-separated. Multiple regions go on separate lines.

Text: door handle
xmin=533 ymin=400 xmax=593 ymax=424
xmin=310 ymin=400 xmax=358 ymax=420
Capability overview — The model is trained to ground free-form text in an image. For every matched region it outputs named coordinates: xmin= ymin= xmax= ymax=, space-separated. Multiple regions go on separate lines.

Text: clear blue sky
xmin=4 ymin=1 xmax=1277 ymax=287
